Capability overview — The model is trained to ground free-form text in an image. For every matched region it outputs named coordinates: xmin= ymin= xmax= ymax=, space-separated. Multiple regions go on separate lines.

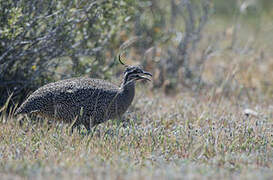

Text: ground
xmin=0 ymin=89 xmax=272 ymax=179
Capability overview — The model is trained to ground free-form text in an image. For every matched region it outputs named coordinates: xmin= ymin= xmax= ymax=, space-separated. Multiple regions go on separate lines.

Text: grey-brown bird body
xmin=15 ymin=66 xmax=152 ymax=131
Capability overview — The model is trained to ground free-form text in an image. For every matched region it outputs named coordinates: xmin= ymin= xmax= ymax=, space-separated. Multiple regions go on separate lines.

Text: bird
xmin=14 ymin=56 xmax=152 ymax=132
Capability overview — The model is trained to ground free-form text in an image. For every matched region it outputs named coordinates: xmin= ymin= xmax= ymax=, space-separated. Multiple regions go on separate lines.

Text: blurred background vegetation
xmin=1 ymin=0 xmax=273 ymax=109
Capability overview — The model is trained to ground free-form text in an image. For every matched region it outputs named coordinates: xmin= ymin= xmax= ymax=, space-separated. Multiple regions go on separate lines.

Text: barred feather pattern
xmin=15 ymin=77 xmax=135 ymax=130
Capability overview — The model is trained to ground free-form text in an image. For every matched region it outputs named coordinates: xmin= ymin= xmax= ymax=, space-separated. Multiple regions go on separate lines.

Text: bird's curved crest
xmin=118 ymin=53 xmax=128 ymax=67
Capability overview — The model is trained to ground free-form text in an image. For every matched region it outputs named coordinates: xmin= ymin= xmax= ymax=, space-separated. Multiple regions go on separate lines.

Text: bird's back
xmin=15 ymin=77 xmax=121 ymax=123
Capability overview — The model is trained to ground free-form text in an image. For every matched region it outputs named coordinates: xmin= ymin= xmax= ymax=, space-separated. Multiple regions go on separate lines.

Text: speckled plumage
xmin=15 ymin=66 xmax=152 ymax=131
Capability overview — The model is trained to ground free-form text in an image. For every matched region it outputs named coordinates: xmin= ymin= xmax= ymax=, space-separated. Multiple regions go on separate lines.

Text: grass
xmin=1 ymin=16 xmax=273 ymax=180
xmin=0 ymin=89 xmax=272 ymax=179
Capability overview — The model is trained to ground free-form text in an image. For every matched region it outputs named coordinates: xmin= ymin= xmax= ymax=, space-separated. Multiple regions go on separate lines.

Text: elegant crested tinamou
xmin=15 ymin=56 xmax=152 ymax=131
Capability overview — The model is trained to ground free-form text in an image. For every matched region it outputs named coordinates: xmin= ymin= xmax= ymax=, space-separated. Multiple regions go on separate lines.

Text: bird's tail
xmin=14 ymin=106 xmax=25 ymax=116
xmin=14 ymin=102 xmax=33 ymax=116
xmin=14 ymin=102 xmax=41 ymax=116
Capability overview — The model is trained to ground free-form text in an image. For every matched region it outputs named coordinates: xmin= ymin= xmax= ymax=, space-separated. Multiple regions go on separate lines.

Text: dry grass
xmin=0 ymin=88 xmax=272 ymax=179
xmin=0 ymin=17 xmax=273 ymax=180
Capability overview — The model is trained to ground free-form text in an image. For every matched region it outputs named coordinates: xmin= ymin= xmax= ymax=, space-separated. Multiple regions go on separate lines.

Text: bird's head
xmin=123 ymin=66 xmax=152 ymax=84
xmin=118 ymin=54 xmax=152 ymax=85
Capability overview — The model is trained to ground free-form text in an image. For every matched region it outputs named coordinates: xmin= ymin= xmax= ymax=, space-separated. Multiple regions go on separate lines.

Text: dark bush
xmin=0 ymin=0 xmax=138 ymax=108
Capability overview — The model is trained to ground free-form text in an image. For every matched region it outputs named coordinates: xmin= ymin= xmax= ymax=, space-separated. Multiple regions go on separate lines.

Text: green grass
xmin=0 ymin=90 xmax=272 ymax=179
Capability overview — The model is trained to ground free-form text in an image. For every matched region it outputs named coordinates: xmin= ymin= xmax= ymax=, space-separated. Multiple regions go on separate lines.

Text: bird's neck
xmin=119 ymin=80 xmax=135 ymax=106
xmin=121 ymin=80 xmax=135 ymax=95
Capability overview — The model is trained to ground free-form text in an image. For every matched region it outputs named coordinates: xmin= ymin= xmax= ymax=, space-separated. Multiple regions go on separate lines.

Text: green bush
xmin=2 ymin=0 xmax=270 ymax=109
xmin=0 ymin=0 xmax=139 ymax=108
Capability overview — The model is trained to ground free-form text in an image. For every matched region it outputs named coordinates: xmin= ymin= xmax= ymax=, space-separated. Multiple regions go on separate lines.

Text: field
xmin=0 ymin=88 xmax=272 ymax=179
xmin=1 ymin=2 xmax=273 ymax=180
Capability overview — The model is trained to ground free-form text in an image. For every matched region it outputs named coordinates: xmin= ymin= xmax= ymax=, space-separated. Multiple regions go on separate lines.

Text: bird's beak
xmin=138 ymin=71 xmax=152 ymax=81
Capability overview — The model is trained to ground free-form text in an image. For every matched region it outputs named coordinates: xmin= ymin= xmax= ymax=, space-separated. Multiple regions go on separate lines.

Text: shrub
xmin=0 ymin=0 xmax=138 ymax=108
